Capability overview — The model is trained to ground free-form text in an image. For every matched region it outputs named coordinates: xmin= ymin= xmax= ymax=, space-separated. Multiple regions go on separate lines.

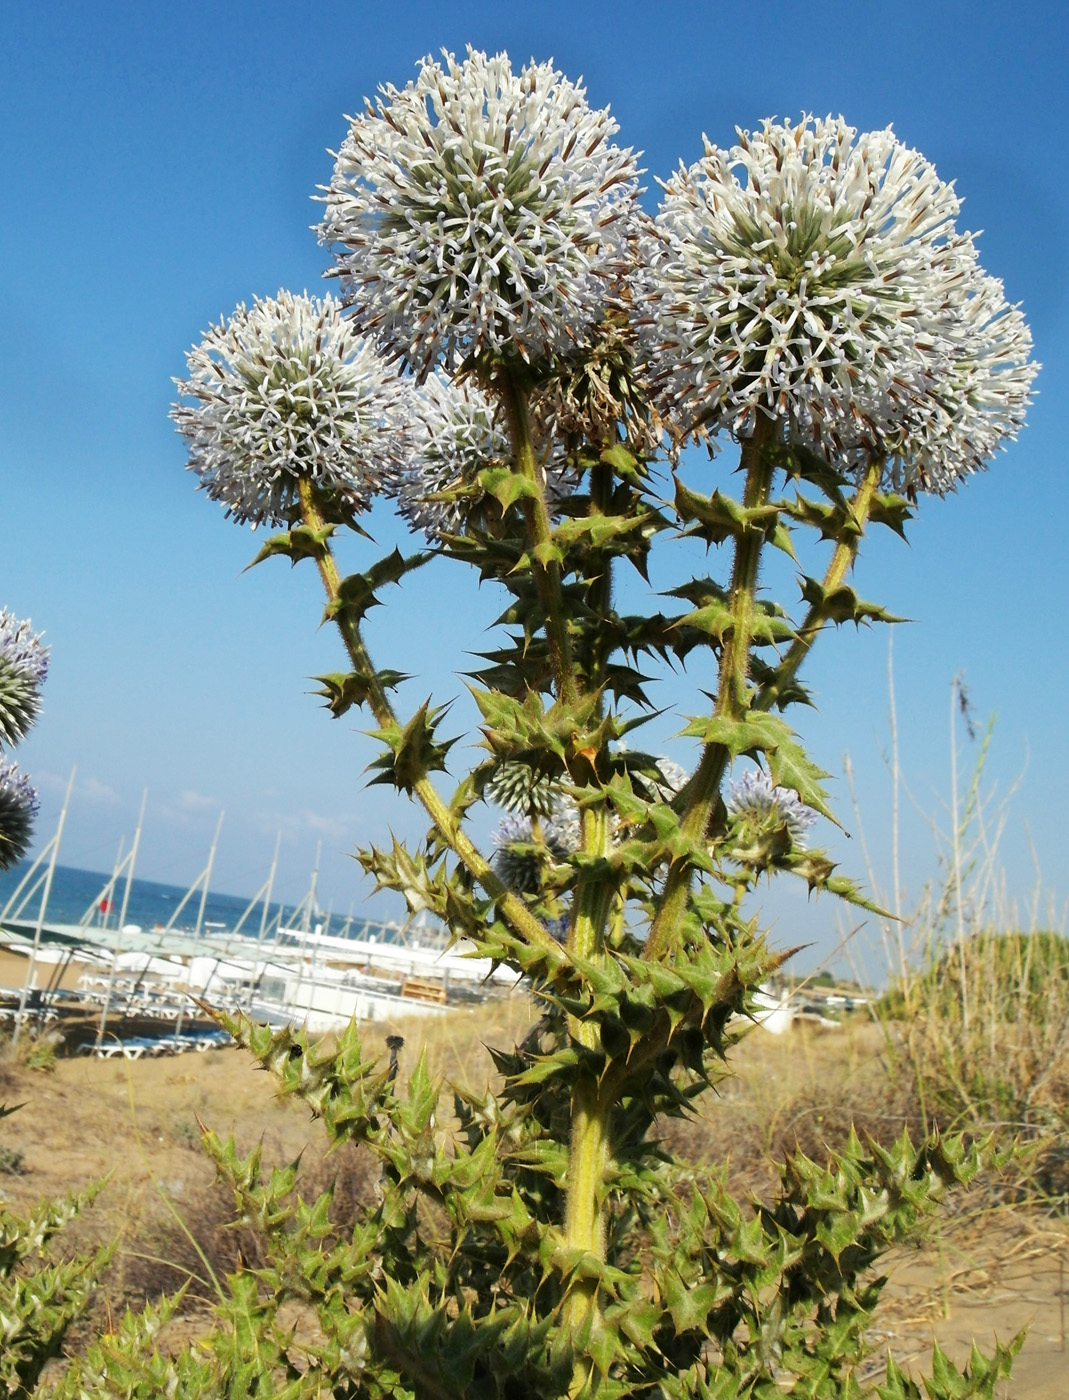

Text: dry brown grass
xmin=0 ymin=996 xmax=538 ymax=1318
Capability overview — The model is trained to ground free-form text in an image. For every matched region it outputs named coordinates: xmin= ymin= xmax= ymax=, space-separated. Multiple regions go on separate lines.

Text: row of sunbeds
xmin=77 ymin=1030 xmax=232 ymax=1060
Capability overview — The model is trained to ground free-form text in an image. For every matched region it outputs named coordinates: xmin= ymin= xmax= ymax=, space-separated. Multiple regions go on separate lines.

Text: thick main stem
xmin=296 ymin=479 xmax=561 ymax=960
xmin=562 ymin=1069 xmax=611 ymax=1385
xmin=560 ymin=456 xmax=620 ymax=1362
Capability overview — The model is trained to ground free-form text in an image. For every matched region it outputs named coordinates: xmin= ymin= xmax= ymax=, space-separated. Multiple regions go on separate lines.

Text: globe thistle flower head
xmin=397 ymin=373 xmax=506 ymax=540
xmin=484 ymin=759 xmax=563 ymax=818
xmin=637 ymin=115 xmax=1036 ymax=490
xmin=491 ymin=810 xmax=579 ymax=894
xmin=886 ymin=265 xmax=1036 ymax=494
xmin=319 ymin=48 xmax=642 ymax=379
xmin=398 ymin=372 xmax=580 ymax=540
xmin=0 ymin=610 xmax=49 ymax=748
xmin=0 ymin=760 xmax=38 ymax=872
xmin=726 ymin=768 xmax=816 ymax=852
xmin=530 ymin=306 xmax=663 ymax=456
xmin=172 ymin=292 xmax=411 ymax=527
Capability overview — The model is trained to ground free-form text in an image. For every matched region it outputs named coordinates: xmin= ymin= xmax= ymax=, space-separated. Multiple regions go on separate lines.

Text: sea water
xmin=0 ymin=861 xmax=397 ymax=942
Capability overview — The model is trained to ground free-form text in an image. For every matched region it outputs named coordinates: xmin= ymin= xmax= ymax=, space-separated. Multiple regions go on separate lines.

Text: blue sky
xmin=2 ymin=1 xmax=1065 ymax=972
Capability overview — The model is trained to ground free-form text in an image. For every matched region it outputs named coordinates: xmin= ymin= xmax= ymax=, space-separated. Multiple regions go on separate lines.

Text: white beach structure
xmin=0 ymin=800 xmax=529 ymax=1040
xmin=751 ymin=984 xmax=796 ymax=1034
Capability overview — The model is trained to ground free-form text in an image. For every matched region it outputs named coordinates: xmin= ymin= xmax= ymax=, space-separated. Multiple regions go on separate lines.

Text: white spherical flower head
xmin=172 ymin=292 xmax=410 ymax=527
xmin=397 ymin=373 xmax=504 ymax=538
xmin=0 ymin=759 xmax=39 ymax=872
xmin=726 ymin=768 xmax=816 ymax=849
xmin=0 ymin=611 xmax=49 ymax=749
xmin=890 ymin=264 xmax=1036 ymax=494
xmin=319 ymin=48 xmax=641 ymax=378
xmin=398 ymin=372 xmax=580 ymax=540
xmin=638 ymin=116 xmax=1036 ymax=490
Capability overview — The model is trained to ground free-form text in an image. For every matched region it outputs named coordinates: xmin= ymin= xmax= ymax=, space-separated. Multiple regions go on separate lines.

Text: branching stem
xmin=645 ymin=415 xmax=776 ymax=960
xmin=296 ymin=478 xmax=561 ymax=960
xmin=756 ymin=458 xmax=882 ymax=713
xmin=645 ymin=450 xmax=884 ymax=962
xmin=559 ymin=455 xmax=620 ymax=1360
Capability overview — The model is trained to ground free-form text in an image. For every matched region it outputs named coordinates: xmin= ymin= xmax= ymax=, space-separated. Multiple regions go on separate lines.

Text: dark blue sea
xmin=0 ymin=861 xmax=399 ymax=942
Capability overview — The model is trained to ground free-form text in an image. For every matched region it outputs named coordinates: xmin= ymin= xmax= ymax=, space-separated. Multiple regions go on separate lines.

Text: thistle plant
xmin=109 ymin=50 xmax=1039 ymax=1400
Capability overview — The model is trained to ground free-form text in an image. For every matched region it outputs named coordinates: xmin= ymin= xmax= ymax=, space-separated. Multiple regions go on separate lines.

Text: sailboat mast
xmin=94 ymin=833 xmax=131 ymax=1050
xmin=258 ymin=830 xmax=280 ymax=944
xmin=194 ymin=810 xmax=224 ymax=940
xmin=12 ymin=767 xmax=75 ymax=1048
xmin=116 ymin=790 xmax=147 ymax=933
xmin=302 ymin=841 xmax=321 ymax=936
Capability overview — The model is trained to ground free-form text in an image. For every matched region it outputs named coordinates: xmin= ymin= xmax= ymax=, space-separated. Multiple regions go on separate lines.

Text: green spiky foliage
xmin=0 ymin=1106 xmax=109 ymax=1398
xmin=67 ymin=66 xmax=1035 ymax=1400
xmin=63 ymin=433 xmax=1025 ymax=1396
xmin=48 ymin=1022 xmax=1021 ymax=1399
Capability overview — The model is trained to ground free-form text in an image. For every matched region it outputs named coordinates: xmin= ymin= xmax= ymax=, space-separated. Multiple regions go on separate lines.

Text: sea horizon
xmin=0 ymin=859 xmax=405 ymax=942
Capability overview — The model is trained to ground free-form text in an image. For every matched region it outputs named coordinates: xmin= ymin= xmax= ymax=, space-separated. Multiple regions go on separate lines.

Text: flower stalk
xmin=756 ymin=457 xmax=883 ymax=713
xmin=645 ymin=413 xmax=777 ymax=961
xmin=296 ymin=478 xmax=562 ymax=961
xmin=559 ymin=450 xmax=623 ymax=1345
xmin=495 ymin=368 xmax=577 ymax=707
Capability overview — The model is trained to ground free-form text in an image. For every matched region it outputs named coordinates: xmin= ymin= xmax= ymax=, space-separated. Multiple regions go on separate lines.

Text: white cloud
xmin=256 ymin=807 xmax=356 ymax=845
xmin=29 ymin=770 xmax=120 ymax=806
xmin=154 ymin=789 xmax=222 ymax=826
xmin=80 ymin=776 xmax=121 ymax=806
xmin=177 ymin=789 xmax=219 ymax=813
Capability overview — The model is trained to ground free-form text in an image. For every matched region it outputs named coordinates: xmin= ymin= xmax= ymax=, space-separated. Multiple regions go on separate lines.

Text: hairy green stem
xmin=562 ymin=1072 xmax=612 ymax=1385
xmin=296 ymin=479 xmax=561 ymax=960
xmin=584 ymin=456 xmax=615 ymax=693
xmin=645 ymin=451 xmax=883 ymax=962
xmin=496 ymin=369 xmax=578 ymax=707
xmin=564 ymin=454 xmax=618 ymax=954
xmin=493 ymin=377 xmax=621 ymax=1348
xmin=561 ymin=458 xmax=621 ymax=1372
xmin=562 ymin=808 xmax=614 ymax=1364
xmin=645 ymin=416 xmax=776 ymax=961
xmin=564 ymin=825 xmax=614 ymax=1390
xmin=756 ymin=458 xmax=882 ymax=713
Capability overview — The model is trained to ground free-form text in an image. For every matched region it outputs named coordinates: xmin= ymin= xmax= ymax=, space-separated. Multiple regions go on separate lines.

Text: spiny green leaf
xmin=313 ymin=668 xmax=408 ymax=718
xmin=531 ymin=539 xmax=565 ymax=568
xmin=246 ymin=522 xmax=337 ymax=569
xmin=600 ymin=443 xmax=639 ymax=478
xmin=869 ymin=492 xmax=914 ymax=539
xmin=674 ymin=480 xmax=783 ymax=545
xmin=366 ymin=700 xmax=457 ymax=793
xmin=799 ymin=576 xmax=905 ymax=628
xmin=552 ymin=512 xmax=658 ymax=555
xmin=478 ymin=464 xmax=541 ymax=512
xmin=323 ymin=549 xmax=429 ymax=626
